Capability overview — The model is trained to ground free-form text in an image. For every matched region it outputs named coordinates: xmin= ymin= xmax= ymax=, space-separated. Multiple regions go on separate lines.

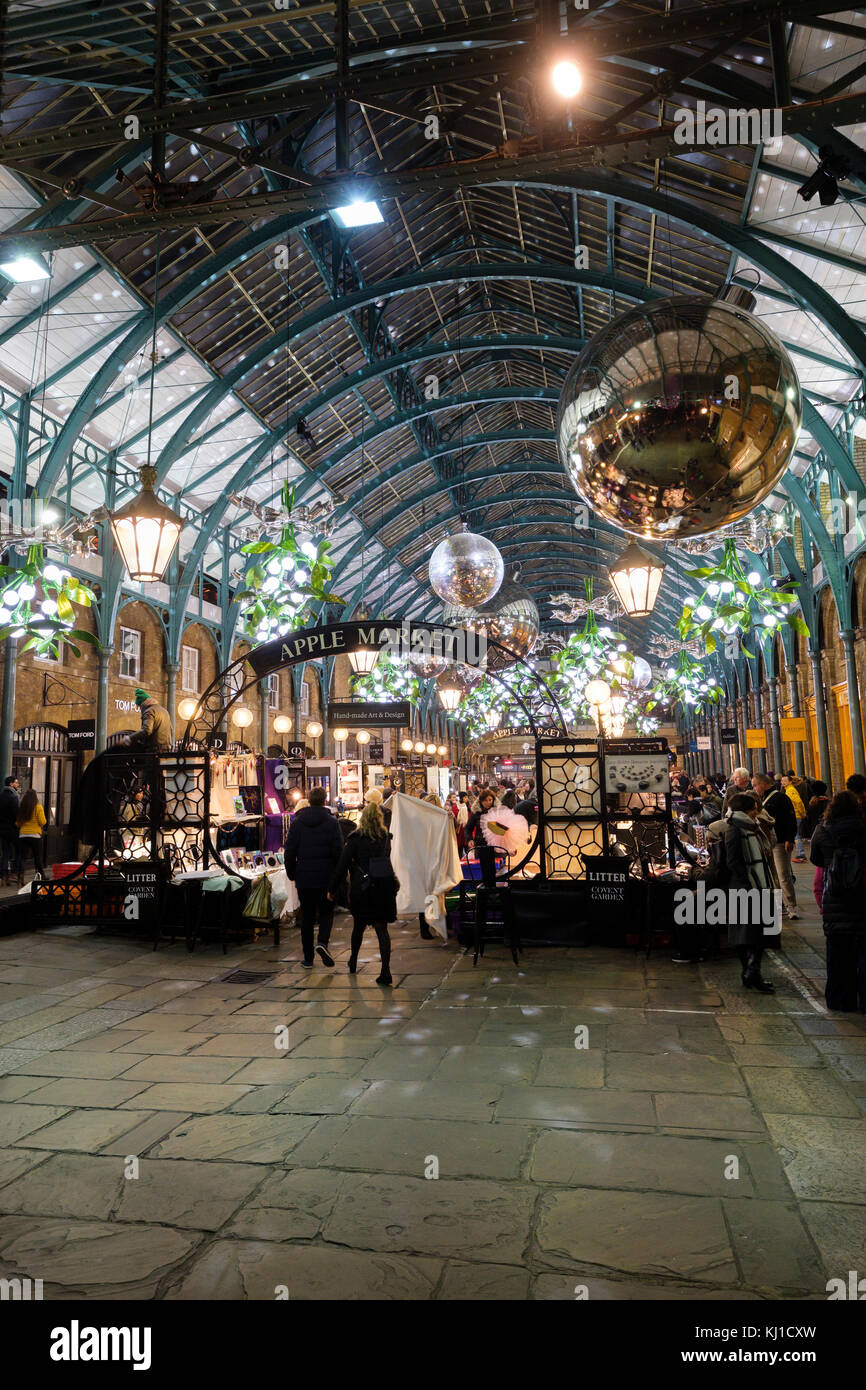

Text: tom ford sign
xmin=246 ymin=620 xmax=489 ymax=680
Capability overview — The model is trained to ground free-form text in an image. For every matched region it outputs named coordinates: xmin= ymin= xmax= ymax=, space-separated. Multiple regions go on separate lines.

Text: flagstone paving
xmin=0 ymin=862 xmax=864 ymax=1300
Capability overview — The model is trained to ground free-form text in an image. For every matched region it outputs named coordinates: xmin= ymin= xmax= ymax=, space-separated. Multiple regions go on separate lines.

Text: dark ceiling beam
xmin=5 ymin=84 xmax=864 ymax=251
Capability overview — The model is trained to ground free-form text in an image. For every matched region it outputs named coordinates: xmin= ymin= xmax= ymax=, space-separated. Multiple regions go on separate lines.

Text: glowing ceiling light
xmin=551 ymin=60 xmax=582 ymax=98
xmin=331 ymin=199 xmax=384 ymax=229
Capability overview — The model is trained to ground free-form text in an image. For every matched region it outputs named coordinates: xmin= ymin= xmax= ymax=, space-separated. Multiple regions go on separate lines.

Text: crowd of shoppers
xmin=676 ymin=760 xmax=866 ymax=1012
xmin=282 ymin=772 xmax=537 ymax=980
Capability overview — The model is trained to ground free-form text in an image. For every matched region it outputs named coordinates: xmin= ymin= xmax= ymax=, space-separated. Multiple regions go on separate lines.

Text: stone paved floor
xmin=0 ymin=862 xmax=864 ymax=1301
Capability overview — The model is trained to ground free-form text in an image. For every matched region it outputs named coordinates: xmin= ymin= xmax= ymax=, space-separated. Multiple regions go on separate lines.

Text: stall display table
xmin=170 ymin=864 xmax=298 ymax=952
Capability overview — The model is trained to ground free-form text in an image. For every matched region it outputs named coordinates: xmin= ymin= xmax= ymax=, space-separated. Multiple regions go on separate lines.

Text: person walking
xmin=16 ymin=787 xmax=47 ymax=882
xmin=805 ymin=780 xmax=830 ymax=837
xmin=284 ymin=786 xmax=343 ymax=968
xmin=465 ymin=787 xmax=498 ymax=888
xmin=724 ymin=792 xmax=778 ymax=992
xmin=0 ymin=775 xmax=20 ymax=886
xmin=782 ymin=772 xmax=808 ymax=861
xmin=329 ymin=797 xmax=399 ymax=986
xmin=810 ymin=791 xmax=866 ymax=1012
xmin=753 ymin=771 xmax=799 ymax=920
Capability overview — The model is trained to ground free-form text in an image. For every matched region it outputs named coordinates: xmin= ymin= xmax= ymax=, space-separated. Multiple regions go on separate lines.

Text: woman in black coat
xmin=809 ymin=790 xmax=866 ymax=1012
xmin=329 ymin=800 xmax=398 ymax=986
xmin=464 ymin=788 xmax=497 ymax=887
xmin=724 ymin=792 xmax=778 ymax=993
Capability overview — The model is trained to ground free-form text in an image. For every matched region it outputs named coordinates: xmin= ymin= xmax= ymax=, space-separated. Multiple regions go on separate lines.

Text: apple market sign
xmin=246 ymin=620 xmax=489 ymax=679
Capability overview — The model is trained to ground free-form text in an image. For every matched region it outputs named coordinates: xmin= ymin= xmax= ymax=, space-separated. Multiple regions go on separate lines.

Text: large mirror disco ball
xmin=557 ymin=296 xmax=801 ymax=541
xmin=628 ymin=655 xmax=653 ymax=689
xmin=406 ymin=649 xmax=449 ymax=680
xmin=443 ymin=579 xmax=540 ymax=670
xmin=429 ymin=530 xmax=504 ymax=606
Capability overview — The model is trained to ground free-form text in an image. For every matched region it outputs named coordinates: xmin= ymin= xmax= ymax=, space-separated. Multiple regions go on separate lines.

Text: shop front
xmin=12 ymin=722 xmax=79 ymax=863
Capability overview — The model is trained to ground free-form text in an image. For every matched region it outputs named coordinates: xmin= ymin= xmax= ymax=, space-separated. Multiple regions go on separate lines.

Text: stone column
xmin=736 ymin=695 xmax=746 ymax=771
xmin=165 ymin=662 xmax=179 ymax=744
xmin=840 ymin=629 xmax=866 ymax=775
xmin=95 ymin=649 xmax=112 ymax=754
xmin=809 ymin=646 xmax=833 ymax=786
xmin=259 ymin=679 xmax=270 ymax=755
xmin=767 ymin=676 xmax=784 ymax=776
xmin=788 ymin=664 xmax=806 ymax=778
xmin=0 ymin=636 xmax=17 ymax=778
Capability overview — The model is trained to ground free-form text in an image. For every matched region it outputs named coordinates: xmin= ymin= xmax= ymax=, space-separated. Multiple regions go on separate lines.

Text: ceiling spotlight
xmin=797 ymin=146 xmax=851 ymax=207
xmin=0 ymin=247 xmax=51 ymax=283
xmin=551 ymin=59 xmax=582 ymax=99
xmin=331 ymin=199 xmax=384 ymax=229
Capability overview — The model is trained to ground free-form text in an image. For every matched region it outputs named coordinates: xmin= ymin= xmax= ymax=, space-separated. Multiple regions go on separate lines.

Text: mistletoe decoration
xmin=0 ymin=545 xmax=99 ymax=658
xmin=238 ymin=482 xmax=345 ymax=642
xmin=652 ymin=648 xmax=722 ymax=713
xmin=549 ymin=579 xmax=635 ymax=714
xmin=679 ymin=539 xmax=806 ymax=657
xmin=351 ymin=653 xmax=420 ymax=706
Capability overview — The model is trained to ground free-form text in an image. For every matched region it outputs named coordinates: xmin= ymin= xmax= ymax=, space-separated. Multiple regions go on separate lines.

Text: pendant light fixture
xmin=109 ymin=465 xmax=184 ymax=582
xmin=109 ymin=236 xmax=183 ymax=582
xmin=608 ymin=542 xmax=665 ymax=618
xmin=437 ymin=676 xmax=463 ymax=713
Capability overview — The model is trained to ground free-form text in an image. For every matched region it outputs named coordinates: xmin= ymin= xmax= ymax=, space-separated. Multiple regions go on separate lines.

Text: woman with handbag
xmin=724 ymin=792 xmax=778 ymax=993
xmin=329 ymin=798 xmax=399 ymax=986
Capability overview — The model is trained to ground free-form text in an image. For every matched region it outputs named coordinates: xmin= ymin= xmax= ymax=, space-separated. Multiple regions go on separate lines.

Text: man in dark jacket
xmin=284 ymin=786 xmax=343 ymax=968
xmin=753 ymin=770 xmax=799 ymax=919
xmin=0 ymin=775 xmax=20 ymax=884
xmin=810 ymin=791 xmax=866 ymax=1011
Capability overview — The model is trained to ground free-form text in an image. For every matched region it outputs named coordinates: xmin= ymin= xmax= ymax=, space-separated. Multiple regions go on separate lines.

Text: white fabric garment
xmin=389 ymin=792 xmax=463 ymax=940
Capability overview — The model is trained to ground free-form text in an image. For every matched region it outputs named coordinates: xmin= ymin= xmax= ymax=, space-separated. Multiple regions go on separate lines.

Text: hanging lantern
xmin=347 ymin=612 xmax=379 ymax=676
xmin=429 ymin=526 xmax=504 ymax=606
xmin=177 ymin=696 xmax=199 ymax=721
xmin=108 ymin=465 xmax=184 ymax=582
xmin=231 ymin=704 xmax=254 ymax=729
xmin=356 ymin=730 xmax=371 ymax=745
xmin=426 ymin=742 xmax=437 ymax=755
xmin=437 ymin=673 xmax=463 ymax=712
xmin=437 ymin=744 xmax=448 ymax=756
xmin=608 ymin=543 xmax=665 ymax=618
xmin=401 ymin=737 xmax=414 ymax=752
xmin=274 ymin=714 xmax=293 ymax=734
xmin=306 ymin=719 xmax=323 ymax=739
xmin=414 ymin=739 xmax=426 ymax=754
xmin=557 ymin=295 xmax=801 ymax=541
xmin=332 ymin=726 xmax=349 ymax=742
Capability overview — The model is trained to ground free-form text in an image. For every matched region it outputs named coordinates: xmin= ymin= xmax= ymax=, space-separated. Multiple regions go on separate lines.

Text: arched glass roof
xmin=0 ymin=0 xmax=864 ymax=671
